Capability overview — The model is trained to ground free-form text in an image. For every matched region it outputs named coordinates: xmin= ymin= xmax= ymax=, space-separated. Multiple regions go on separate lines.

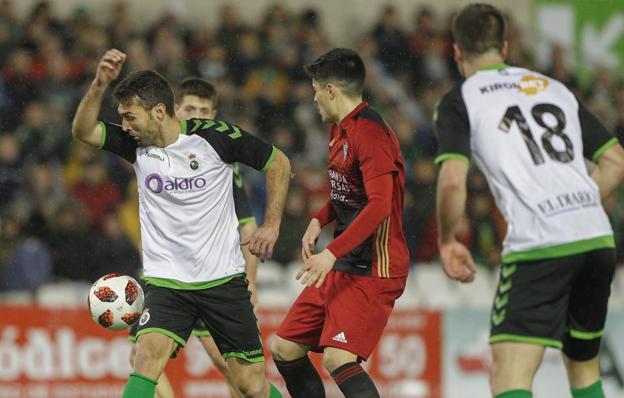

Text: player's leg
xmin=154 ymin=372 xmax=176 ymax=398
xmin=197 ymin=334 xmax=243 ymax=398
xmin=490 ymin=342 xmax=544 ymax=396
xmin=488 ymin=257 xmax=582 ymax=397
xmin=271 ymin=285 xmax=327 ymax=397
xmin=225 ymin=357 xmax=278 ymax=398
xmin=124 ymin=286 xmax=197 ymax=398
xmin=129 ymin=323 xmax=176 ymax=398
xmin=129 ymin=341 xmax=176 ymax=398
xmin=196 ymin=275 xmax=282 ymax=398
xmin=563 ymin=355 xmax=604 ymax=398
xmin=124 ymin=333 xmax=177 ymax=398
xmin=319 ymin=272 xmax=406 ymax=398
xmin=561 ymin=248 xmax=615 ymax=398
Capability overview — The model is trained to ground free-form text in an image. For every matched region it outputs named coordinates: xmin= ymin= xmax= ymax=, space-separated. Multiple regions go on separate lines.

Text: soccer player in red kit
xmin=270 ymin=48 xmax=409 ymax=398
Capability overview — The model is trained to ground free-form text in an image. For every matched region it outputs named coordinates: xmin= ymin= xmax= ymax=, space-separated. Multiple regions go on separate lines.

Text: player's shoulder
xmin=352 ymin=104 xmax=391 ymax=138
xmin=439 ymin=80 xmax=466 ymax=105
xmin=183 ymin=118 xmax=238 ymax=135
xmin=435 ymin=81 xmax=467 ymax=122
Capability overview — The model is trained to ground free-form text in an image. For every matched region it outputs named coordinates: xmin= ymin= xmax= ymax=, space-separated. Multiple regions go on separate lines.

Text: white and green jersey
xmin=98 ymin=118 xmax=276 ymax=288
xmin=434 ymin=64 xmax=616 ymax=263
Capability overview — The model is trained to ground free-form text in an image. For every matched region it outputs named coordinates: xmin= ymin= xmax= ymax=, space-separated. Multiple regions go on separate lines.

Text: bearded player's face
xmin=118 ymin=98 xmax=161 ymax=146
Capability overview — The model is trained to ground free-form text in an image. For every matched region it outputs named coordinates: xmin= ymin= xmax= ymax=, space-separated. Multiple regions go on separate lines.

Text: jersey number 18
xmin=499 ymin=103 xmax=574 ymax=165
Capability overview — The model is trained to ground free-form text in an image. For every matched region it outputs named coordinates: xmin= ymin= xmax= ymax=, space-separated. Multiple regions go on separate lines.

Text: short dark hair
xmin=452 ymin=3 xmax=507 ymax=57
xmin=177 ymin=78 xmax=218 ymax=107
xmin=304 ymin=48 xmax=365 ymax=97
xmin=113 ymin=70 xmax=175 ymax=116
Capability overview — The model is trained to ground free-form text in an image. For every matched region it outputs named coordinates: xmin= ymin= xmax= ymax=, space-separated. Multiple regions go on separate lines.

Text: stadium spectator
xmin=2 ymin=211 xmax=52 ymax=291
xmin=70 ymin=152 xmax=122 ymax=231
xmin=0 ymin=133 xmax=22 ymax=207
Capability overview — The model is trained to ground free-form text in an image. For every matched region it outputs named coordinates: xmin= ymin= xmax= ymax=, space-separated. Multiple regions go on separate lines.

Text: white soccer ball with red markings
xmin=88 ymin=273 xmax=144 ymax=330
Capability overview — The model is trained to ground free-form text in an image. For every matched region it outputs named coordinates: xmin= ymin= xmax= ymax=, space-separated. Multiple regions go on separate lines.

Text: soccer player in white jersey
xmin=72 ymin=49 xmax=290 ymax=398
xmin=434 ymin=4 xmax=624 ymax=398
xmin=127 ymin=77 xmax=260 ymax=398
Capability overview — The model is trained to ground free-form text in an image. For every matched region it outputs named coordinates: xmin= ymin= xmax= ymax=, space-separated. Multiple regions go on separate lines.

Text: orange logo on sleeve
xmin=518 ymin=75 xmax=549 ymax=95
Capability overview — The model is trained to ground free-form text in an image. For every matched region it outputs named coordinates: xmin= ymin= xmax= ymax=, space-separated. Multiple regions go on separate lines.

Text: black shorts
xmin=129 ymin=274 xmax=263 ymax=362
xmin=129 ymin=317 xmax=210 ymax=340
xmin=490 ymin=248 xmax=615 ymax=360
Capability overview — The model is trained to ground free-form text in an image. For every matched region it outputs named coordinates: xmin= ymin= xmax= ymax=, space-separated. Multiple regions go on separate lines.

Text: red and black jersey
xmin=325 ymin=102 xmax=409 ymax=278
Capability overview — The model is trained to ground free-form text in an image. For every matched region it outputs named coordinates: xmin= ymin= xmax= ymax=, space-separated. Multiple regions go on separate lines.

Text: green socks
xmin=493 ymin=380 xmax=604 ymax=398
xmin=122 ymin=373 xmax=282 ymax=397
xmin=269 ymin=383 xmax=284 ymax=397
xmin=123 ymin=372 xmax=158 ymax=398
xmin=572 ymin=381 xmax=605 ymax=398
xmin=495 ymin=390 xmax=532 ymax=398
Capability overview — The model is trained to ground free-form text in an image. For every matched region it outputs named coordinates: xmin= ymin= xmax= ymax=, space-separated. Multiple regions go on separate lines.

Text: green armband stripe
xmin=434 ymin=153 xmax=470 ymax=166
xmin=261 ymin=146 xmax=277 ymax=172
xmin=592 ymin=137 xmax=618 ymax=163
xmin=239 ymin=217 xmax=256 ymax=225
xmin=98 ymin=121 xmax=107 ymax=149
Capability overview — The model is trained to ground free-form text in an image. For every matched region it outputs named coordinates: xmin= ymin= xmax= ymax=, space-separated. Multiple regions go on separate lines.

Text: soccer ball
xmin=88 ymin=273 xmax=144 ymax=330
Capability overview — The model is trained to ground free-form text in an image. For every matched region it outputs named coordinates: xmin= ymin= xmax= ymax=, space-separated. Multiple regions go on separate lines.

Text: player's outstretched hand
xmin=301 ymin=218 xmax=322 ymax=261
xmin=439 ymin=241 xmax=477 ymax=283
xmin=242 ymin=223 xmax=279 ymax=262
xmin=297 ymin=249 xmax=336 ymax=288
xmin=95 ymin=49 xmax=126 ymax=88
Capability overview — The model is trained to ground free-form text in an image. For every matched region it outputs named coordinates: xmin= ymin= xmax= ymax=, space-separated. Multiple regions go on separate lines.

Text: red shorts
xmin=276 ymin=271 xmax=406 ymax=360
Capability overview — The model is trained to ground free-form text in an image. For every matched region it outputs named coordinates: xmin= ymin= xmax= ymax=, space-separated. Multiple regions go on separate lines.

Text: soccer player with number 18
xmin=434 ymin=4 xmax=624 ymax=398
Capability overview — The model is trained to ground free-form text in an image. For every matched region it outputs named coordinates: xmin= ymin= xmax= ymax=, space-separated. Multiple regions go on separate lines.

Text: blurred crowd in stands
xmin=1 ymin=0 xmax=623 ymax=292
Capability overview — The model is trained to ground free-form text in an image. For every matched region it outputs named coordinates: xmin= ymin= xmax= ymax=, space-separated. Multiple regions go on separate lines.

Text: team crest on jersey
xmin=518 ymin=75 xmax=549 ymax=96
xmin=139 ymin=308 xmax=150 ymax=326
xmin=188 ymin=153 xmax=199 ymax=170
xmin=343 ymin=143 xmax=348 ymax=161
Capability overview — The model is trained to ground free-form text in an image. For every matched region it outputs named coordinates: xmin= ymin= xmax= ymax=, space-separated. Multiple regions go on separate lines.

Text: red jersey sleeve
xmin=356 ymin=123 xmax=399 ymax=182
xmin=313 ymin=200 xmax=335 ymax=227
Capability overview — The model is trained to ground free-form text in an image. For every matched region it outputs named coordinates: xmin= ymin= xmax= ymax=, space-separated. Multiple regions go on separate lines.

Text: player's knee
xmin=270 ymin=336 xmax=307 ymax=362
xmin=322 ymin=352 xmax=343 ymax=374
xmin=232 ymin=367 xmax=265 ymax=398
xmin=323 ymin=347 xmax=358 ymax=374
xmin=236 ymin=380 xmax=265 ymax=398
xmin=563 ymin=336 xmax=601 ymax=362
xmin=270 ymin=336 xmax=290 ymax=361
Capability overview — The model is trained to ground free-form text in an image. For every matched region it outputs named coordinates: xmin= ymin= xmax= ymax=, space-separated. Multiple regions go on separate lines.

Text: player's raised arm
xmin=72 ymin=49 xmax=126 ymax=147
